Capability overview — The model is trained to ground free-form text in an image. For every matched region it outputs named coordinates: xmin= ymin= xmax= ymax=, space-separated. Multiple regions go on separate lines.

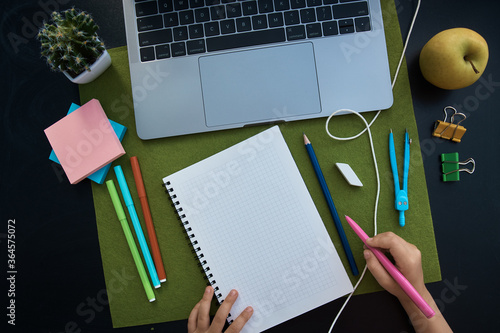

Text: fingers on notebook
xmin=188 ymin=286 xmax=214 ymax=332
xmin=210 ymin=289 xmax=253 ymax=332
xmin=188 ymin=287 xmax=253 ymax=333
xmin=227 ymin=306 xmax=254 ymax=333
xmin=212 ymin=289 xmax=239 ymax=329
xmin=221 ymin=290 xmax=253 ymax=333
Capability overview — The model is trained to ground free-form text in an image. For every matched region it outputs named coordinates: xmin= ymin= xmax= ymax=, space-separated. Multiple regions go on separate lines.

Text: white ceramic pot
xmin=63 ymin=49 xmax=112 ymax=84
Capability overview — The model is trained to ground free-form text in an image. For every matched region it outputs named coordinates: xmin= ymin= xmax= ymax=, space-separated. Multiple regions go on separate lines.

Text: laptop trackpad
xmin=199 ymin=42 xmax=321 ymax=127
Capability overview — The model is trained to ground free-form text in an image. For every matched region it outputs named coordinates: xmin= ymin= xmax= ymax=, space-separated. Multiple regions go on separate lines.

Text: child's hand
xmin=188 ymin=286 xmax=253 ymax=333
xmin=364 ymin=232 xmax=453 ymax=333
xmin=364 ymin=232 xmax=426 ymax=300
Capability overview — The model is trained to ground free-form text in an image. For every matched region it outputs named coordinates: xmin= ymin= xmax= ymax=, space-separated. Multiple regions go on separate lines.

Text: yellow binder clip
xmin=432 ymin=106 xmax=467 ymax=143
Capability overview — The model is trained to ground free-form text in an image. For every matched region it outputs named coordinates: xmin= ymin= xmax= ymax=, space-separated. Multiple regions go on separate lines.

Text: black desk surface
xmin=1 ymin=0 xmax=499 ymax=332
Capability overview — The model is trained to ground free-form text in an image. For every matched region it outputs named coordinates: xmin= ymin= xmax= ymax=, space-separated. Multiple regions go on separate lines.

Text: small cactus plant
xmin=38 ymin=8 xmax=106 ymax=78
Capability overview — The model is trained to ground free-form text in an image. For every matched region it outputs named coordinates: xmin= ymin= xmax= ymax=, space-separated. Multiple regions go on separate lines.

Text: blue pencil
xmin=303 ymin=134 xmax=359 ymax=276
xmin=114 ymin=165 xmax=161 ymax=288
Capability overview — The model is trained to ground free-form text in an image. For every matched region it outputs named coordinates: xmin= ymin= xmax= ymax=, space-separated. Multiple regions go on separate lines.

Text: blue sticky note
xmin=49 ymin=103 xmax=127 ymax=184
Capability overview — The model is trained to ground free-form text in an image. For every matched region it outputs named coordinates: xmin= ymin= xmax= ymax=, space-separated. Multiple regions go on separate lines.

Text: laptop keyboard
xmin=135 ymin=0 xmax=371 ymax=61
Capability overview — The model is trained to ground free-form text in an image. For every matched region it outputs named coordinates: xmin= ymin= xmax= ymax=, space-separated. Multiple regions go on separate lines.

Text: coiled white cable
xmin=326 ymin=1 xmax=421 ymax=331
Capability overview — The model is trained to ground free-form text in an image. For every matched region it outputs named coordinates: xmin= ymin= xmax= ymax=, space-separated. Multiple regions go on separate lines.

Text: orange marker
xmin=130 ymin=156 xmax=167 ymax=282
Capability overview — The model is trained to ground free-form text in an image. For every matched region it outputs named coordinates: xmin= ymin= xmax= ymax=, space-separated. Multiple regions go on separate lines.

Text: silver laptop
xmin=122 ymin=0 xmax=393 ymax=139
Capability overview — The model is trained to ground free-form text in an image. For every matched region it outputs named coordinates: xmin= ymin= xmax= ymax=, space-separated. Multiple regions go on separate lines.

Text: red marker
xmin=130 ymin=156 xmax=167 ymax=282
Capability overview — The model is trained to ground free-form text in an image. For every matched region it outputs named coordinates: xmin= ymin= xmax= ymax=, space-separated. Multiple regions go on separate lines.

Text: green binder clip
xmin=441 ymin=153 xmax=475 ymax=182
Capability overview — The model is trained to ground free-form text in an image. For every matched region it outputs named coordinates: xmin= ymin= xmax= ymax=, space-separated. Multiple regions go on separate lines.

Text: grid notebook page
xmin=163 ymin=126 xmax=353 ymax=333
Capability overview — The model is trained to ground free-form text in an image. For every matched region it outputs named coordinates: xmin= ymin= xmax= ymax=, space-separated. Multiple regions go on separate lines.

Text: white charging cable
xmin=326 ymin=0 xmax=421 ymax=331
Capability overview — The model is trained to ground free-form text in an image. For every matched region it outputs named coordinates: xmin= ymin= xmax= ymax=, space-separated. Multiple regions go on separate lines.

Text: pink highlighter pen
xmin=345 ymin=215 xmax=435 ymax=319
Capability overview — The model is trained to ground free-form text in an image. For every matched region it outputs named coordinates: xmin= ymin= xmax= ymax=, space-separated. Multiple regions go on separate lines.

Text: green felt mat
xmin=80 ymin=0 xmax=441 ymax=328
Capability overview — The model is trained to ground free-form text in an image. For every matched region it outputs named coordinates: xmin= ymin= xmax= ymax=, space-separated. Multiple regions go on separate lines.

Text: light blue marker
xmin=114 ymin=165 xmax=161 ymax=288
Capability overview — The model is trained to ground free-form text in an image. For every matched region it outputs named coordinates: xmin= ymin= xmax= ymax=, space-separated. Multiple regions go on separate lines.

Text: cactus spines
xmin=38 ymin=8 xmax=105 ymax=78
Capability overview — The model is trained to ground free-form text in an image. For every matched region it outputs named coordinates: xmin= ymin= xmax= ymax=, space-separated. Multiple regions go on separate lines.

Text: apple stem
xmin=464 ymin=56 xmax=480 ymax=74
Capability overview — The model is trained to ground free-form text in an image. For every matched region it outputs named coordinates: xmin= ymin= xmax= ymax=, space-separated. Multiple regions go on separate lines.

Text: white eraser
xmin=336 ymin=163 xmax=363 ymax=187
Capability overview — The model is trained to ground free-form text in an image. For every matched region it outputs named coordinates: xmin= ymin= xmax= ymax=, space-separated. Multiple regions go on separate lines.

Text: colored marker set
xmin=106 ymin=157 xmax=167 ymax=302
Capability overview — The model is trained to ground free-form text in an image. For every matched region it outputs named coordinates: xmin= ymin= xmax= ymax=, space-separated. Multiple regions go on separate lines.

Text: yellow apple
xmin=419 ymin=28 xmax=489 ymax=90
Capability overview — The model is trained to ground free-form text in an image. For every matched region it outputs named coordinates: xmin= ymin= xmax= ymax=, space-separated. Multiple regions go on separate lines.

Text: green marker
xmin=106 ymin=180 xmax=156 ymax=302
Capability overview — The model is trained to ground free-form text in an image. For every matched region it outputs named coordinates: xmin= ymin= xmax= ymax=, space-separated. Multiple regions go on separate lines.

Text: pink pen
xmin=345 ymin=215 xmax=435 ymax=319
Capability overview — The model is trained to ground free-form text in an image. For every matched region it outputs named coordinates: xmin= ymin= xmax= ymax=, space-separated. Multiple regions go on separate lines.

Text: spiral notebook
xmin=163 ymin=126 xmax=353 ymax=332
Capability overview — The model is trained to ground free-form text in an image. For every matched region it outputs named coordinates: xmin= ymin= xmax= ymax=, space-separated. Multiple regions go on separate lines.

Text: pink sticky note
xmin=44 ymin=99 xmax=125 ymax=184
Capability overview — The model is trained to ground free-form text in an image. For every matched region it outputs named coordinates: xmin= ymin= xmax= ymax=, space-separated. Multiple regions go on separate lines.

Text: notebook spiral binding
xmin=163 ymin=180 xmax=225 ymax=303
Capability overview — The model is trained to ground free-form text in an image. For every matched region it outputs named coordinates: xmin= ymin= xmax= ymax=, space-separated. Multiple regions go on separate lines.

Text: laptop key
xmin=220 ymin=19 xmax=236 ymax=34
xmin=171 ymin=42 xmax=187 ymax=56
xmin=316 ymin=6 xmax=333 ymax=21
xmin=211 ymin=5 xmax=226 ymax=20
xmin=206 ymin=28 xmax=286 ymax=52
xmin=137 ymin=15 xmax=164 ymax=32
xmin=205 ymin=22 xmax=220 ymax=36
xmin=226 ymin=3 xmax=242 ymax=18
xmin=179 ymin=10 xmax=195 ymax=25
xmin=173 ymin=0 xmax=189 ymax=10
xmin=158 ymin=0 xmax=174 ymax=13
xmin=284 ymin=10 xmax=300 ymax=25
xmin=173 ymin=26 xmax=189 ymax=41
xmin=190 ymin=0 xmax=205 ymax=8
xmin=286 ymin=25 xmax=306 ymax=40
xmin=252 ymin=15 xmax=268 ymax=30
xmin=136 ymin=1 xmax=158 ymax=17
xmin=155 ymin=44 xmax=171 ymax=59
xmin=139 ymin=29 xmax=173 ymax=46
xmin=164 ymin=13 xmax=179 ymax=27
xmin=355 ymin=16 xmax=370 ymax=31
xmin=140 ymin=46 xmax=155 ymax=61
xmin=189 ymin=24 xmax=205 ymax=38
xmin=274 ymin=0 xmax=290 ymax=11
xmin=306 ymin=23 xmax=322 ymax=38
xmin=339 ymin=25 xmax=355 ymax=34
xmin=195 ymin=8 xmax=211 ymax=22
xmin=333 ymin=1 xmax=369 ymax=19
xmin=236 ymin=17 xmax=252 ymax=32
xmin=290 ymin=0 xmax=306 ymax=9
xmin=338 ymin=18 xmax=353 ymax=27
xmin=258 ymin=0 xmax=274 ymax=14
xmin=187 ymin=39 xmax=206 ymax=54
xmin=268 ymin=13 xmax=284 ymax=27
xmin=300 ymin=8 xmax=316 ymax=23
xmin=322 ymin=21 xmax=338 ymax=35
xmin=242 ymin=1 xmax=258 ymax=16
xmin=307 ymin=0 xmax=322 ymax=6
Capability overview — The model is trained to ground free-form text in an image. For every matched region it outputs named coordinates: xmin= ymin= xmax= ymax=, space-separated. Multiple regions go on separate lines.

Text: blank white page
xmin=163 ymin=126 xmax=353 ymax=333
